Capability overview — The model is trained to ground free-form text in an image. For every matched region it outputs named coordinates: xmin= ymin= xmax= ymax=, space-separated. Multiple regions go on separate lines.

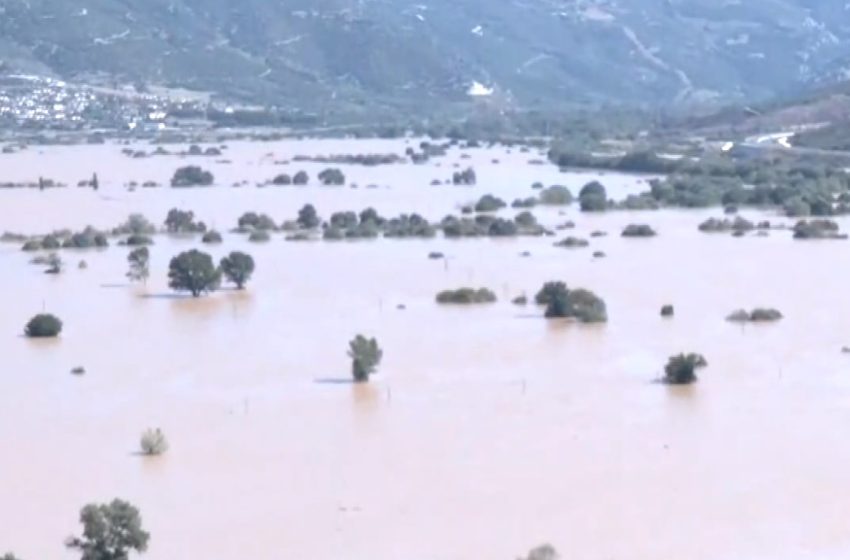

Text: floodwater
xmin=2 ymin=139 xmax=850 ymax=560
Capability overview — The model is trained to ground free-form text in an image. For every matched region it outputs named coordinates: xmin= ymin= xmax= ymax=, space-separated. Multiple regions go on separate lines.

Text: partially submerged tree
xmin=220 ymin=251 xmax=255 ymax=289
xmin=164 ymin=208 xmax=205 ymax=233
xmin=126 ymin=247 xmax=150 ymax=284
xmin=517 ymin=544 xmax=559 ymax=560
xmin=25 ymin=314 xmax=63 ymax=338
xmin=66 ymin=499 xmax=149 ymax=560
xmin=348 ymin=335 xmax=383 ymax=383
xmin=662 ymin=353 xmax=708 ymax=385
xmin=167 ymin=250 xmax=221 ymax=297
xmin=318 ymin=168 xmax=346 ymax=185
xmin=296 ymin=204 xmax=320 ymax=229
xmin=170 ymin=165 xmax=213 ymax=187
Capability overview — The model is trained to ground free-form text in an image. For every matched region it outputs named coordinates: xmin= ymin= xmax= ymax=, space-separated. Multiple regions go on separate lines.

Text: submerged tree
xmin=220 ymin=251 xmax=255 ymax=289
xmin=167 ymin=250 xmax=220 ymax=297
xmin=126 ymin=247 xmax=150 ymax=284
xmin=140 ymin=428 xmax=168 ymax=456
xmin=662 ymin=353 xmax=708 ymax=385
xmin=25 ymin=314 xmax=63 ymax=338
xmin=348 ymin=335 xmax=383 ymax=382
xmin=66 ymin=499 xmax=149 ymax=560
xmin=297 ymin=204 xmax=320 ymax=229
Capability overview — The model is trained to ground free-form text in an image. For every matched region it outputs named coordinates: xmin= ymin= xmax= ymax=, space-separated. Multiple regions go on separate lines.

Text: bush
xmin=749 ymin=308 xmax=783 ymax=322
xmin=292 ymin=170 xmax=309 ymax=185
xmin=474 ymin=194 xmax=506 ymax=213
xmin=622 ymin=224 xmax=657 ymax=237
xmin=167 ymin=250 xmax=221 ymax=297
xmin=125 ymin=234 xmax=153 ymax=246
xmin=297 ymin=204 xmax=320 ymax=229
xmin=661 ymin=304 xmax=674 ymax=317
xmin=238 ymin=212 xmax=277 ymax=231
xmin=539 ymin=185 xmax=573 ymax=205
xmin=271 ymin=173 xmax=292 ymax=185
xmin=793 ymin=219 xmax=846 ymax=240
xmin=22 ymin=239 xmax=41 ymax=251
xmin=488 ymin=218 xmax=518 ymax=236
xmin=318 ymin=168 xmax=346 ymax=185
xmin=579 ymin=192 xmax=607 ymax=212
xmin=25 ymin=313 xmax=63 ymax=337
xmin=554 ymin=236 xmax=589 ymax=248
xmin=220 ymin=251 xmax=255 ymax=289
xmin=512 ymin=197 xmax=538 ymax=209
xmin=324 ymin=226 xmax=344 ymax=240
xmin=348 ymin=335 xmax=383 ymax=382
xmin=663 ymin=353 xmax=707 ymax=385
xmin=171 ymin=166 xmax=214 ymax=187
xmin=436 ymin=288 xmax=497 ymax=304
xmin=202 ymin=230 xmax=223 ymax=243
xmin=727 ymin=308 xmax=783 ymax=322
xmin=42 ymin=235 xmax=61 ymax=250
xmin=515 ymin=211 xmax=537 ymax=227
xmin=249 ymin=230 xmax=270 ymax=242
xmin=535 ymin=281 xmax=569 ymax=305
xmin=165 ymin=208 xmax=206 ymax=233
xmin=726 ymin=309 xmax=751 ymax=322
xmin=113 ymin=214 xmax=156 ymax=235
xmin=452 ymin=168 xmax=477 ymax=185
xmin=539 ymin=283 xmax=607 ymax=323
xmin=517 ymin=544 xmax=559 ymax=560
xmin=140 ymin=428 xmax=168 ymax=456
xmin=63 ymin=228 xmax=109 ymax=249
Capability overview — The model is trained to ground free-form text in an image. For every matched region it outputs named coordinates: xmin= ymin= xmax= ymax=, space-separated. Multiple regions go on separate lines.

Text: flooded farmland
xmin=2 ymin=139 xmax=850 ymax=560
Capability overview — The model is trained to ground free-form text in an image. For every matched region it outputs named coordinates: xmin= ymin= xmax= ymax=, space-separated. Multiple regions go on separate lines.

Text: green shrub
xmin=238 ymin=212 xmax=277 ymax=231
xmin=474 ymin=194 xmax=506 ymax=212
xmin=42 ymin=235 xmax=61 ymax=250
xmin=202 ymin=230 xmax=223 ymax=244
xmin=663 ymin=353 xmax=707 ymax=385
xmin=622 ymin=224 xmax=657 ymax=237
xmin=318 ymin=168 xmax=346 ymax=185
xmin=535 ymin=281 xmax=568 ymax=305
xmin=539 ymin=283 xmax=607 ymax=323
xmin=25 ymin=313 xmax=63 ymax=337
xmin=125 ymin=234 xmax=153 ymax=246
xmin=539 ymin=185 xmax=573 ymax=205
xmin=661 ymin=305 xmax=674 ymax=317
xmin=140 ymin=428 xmax=168 ymax=456
xmin=514 ymin=211 xmax=537 ymax=227
xmin=249 ymin=230 xmax=271 ymax=242
xmin=297 ymin=204 xmax=321 ymax=229
xmin=554 ymin=236 xmax=589 ymax=248
xmin=292 ymin=171 xmax=309 ymax=185
xmin=165 ymin=208 xmax=206 ymax=233
xmin=171 ymin=166 xmax=213 ymax=187
xmin=436 ymin=288 xmax=497 ymax=304
xmin=348 ymin=335 xmax=383 ymax=382
xmin=271 ymin=173 xmax=292 ymax=185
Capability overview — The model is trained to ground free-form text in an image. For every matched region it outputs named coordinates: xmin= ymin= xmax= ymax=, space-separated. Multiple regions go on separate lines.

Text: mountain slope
xmin=1 ymin=0 xmax=850 ymax=113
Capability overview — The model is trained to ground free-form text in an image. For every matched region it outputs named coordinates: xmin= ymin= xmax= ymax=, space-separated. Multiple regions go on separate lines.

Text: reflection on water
xmin=1 ymin=139 xmax=850 ymax=560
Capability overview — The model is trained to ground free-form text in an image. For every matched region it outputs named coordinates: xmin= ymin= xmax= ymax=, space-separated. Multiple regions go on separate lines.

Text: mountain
xmin=2 ymin=0 xmax=850 ymax=114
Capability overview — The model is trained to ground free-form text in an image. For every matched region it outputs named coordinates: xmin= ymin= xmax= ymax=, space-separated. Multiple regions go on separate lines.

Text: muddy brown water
xmin=2 ymin=139 xmax=850 ymax=560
